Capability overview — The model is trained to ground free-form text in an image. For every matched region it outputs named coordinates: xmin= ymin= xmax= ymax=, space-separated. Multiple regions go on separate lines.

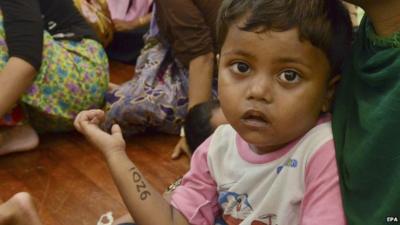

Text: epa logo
xmin=387 ymin=217 xmax=399 ymax=223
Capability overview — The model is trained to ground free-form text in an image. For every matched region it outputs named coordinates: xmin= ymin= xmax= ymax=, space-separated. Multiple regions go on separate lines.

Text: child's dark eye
xmin=278 ymin=70 xmax=301 ymax=83
xmin=230 ymin=62 xmax=251 ymax=75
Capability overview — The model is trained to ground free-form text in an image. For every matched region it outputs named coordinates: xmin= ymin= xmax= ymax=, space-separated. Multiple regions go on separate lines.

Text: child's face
xmin=218 ymin=21 xmax=334 ymax=154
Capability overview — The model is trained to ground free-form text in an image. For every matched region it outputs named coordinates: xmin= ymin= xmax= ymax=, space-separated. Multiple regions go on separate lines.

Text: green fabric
xmin=333 ymin=17 xmax=400 ymax=224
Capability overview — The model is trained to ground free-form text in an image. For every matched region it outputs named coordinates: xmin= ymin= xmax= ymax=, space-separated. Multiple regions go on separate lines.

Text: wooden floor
xmin=0 ymin=61 xmax=190 ymax=225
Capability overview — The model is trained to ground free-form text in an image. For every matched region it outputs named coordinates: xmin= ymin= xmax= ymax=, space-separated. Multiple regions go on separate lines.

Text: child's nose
xmin=246 ymin=75 xmax=273 ymax=103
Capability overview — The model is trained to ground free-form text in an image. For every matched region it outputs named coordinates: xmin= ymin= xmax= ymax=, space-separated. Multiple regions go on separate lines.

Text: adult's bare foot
xmin=0 ymin=124 xmax=39 ymax=156
xmin=0 ymin=192 xmax=43 ymax=225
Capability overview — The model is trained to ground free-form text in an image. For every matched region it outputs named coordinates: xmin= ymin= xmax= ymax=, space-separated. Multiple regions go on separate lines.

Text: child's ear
xmin=321 ymin=75 xmax=341 ymax=113
xmin=216 ymin=54 xmax=220 ymax=65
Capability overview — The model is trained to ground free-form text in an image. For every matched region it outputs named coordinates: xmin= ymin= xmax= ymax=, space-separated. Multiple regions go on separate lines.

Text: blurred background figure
xmin=106 ymin=0 xmax=153 ymax=64
xmin=0 ymin=0 xmax=108 ymax=156
xmin=102 ymin=0 xmax=223 ymax=160
xmin=343 ymin=1 xmax=364 ymax=28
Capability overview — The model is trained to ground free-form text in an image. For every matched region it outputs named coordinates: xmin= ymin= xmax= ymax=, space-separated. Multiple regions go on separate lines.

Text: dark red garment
xmin=0 ymin=105 xmax=24 ymax=126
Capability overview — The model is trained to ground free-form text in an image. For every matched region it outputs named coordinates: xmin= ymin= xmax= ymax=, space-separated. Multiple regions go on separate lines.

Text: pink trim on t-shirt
xmin=236 ymin=134 xmax=300 ymax=164
xmin=236 ymin=113 xmax=332 ymax=164
xmin=300 ymin=140 xmax=346 ymax=225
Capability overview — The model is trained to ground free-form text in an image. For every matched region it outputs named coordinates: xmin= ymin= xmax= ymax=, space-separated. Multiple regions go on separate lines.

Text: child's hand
xmin=74 ymin=109 xmax=126 ymax=158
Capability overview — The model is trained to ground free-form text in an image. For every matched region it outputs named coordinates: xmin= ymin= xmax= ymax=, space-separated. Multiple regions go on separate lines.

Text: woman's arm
xmin=0 ymin=0 xmax=43 ymax=117
xmin=0 ymin=57 xmax=37 ymax=117
xmin=188 ymin=52 xmax=215 ymax=109
xmin=171 ymin=52 xmax=214 ymax=159
xmin=362 ymin=0 xmax=400 ymax=36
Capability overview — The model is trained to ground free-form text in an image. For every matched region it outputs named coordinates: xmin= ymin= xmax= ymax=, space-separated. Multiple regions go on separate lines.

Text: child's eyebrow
xmin=221 ymin=49 xmax=256 ymax=59
xmin=222 ymin=50 xmax=311 ymax=69
xmin=274 ymin=56 xmax=311 ymax=69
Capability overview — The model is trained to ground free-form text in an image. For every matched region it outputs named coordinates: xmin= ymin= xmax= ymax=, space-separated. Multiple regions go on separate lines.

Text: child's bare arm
xmin=74 ymin=110 xmax=189 ymax=225
xmin=105 ymin=148 xmax=189 ymax=225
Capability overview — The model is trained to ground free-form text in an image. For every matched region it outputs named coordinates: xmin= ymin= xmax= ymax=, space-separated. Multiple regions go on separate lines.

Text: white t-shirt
xmin=171 ymin=115 xmax=345 ymax=225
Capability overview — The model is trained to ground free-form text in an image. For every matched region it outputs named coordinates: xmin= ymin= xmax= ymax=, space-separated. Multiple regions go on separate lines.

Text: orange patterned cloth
xmin=74 ymin=0 xmax=114 ymax=46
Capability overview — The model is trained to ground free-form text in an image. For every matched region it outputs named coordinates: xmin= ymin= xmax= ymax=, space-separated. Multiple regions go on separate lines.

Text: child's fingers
xmin=74 ymin=111 xmax=92 ymax=133
xmin=89 ymin=111 xmax=105 ymax=124
xmin=74 ymin=111 xmax=85 ymax=132
xmin=74 ymin=110 xmax=105 ymax=132
xmin=92 ymin=110 xmax=106 ymax=122
xmin=90 ymin=117 xmax=100 ymax=124
xmin=82 ymin=109 xmax=105 ymax=122
xmin=111 ymin=124 xmax=123 ymax=139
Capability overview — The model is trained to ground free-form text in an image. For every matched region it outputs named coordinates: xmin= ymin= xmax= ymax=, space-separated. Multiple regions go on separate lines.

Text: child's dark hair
xmin=184 ymin=100 xmax=220 ymax=153
xmin=217 ymin=0 xmax=353 ymax=75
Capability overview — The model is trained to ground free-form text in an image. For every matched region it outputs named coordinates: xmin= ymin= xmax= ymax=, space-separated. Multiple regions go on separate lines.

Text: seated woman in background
xmin=0 ymin=0 xmax=109 ymax=155
xmin=102 ymin=0 xmax=222 ymax=159
xmin=106 ymin=0 xmax=153 ymax=64
xmin=108 ymin=0 xmax=152 ymax=32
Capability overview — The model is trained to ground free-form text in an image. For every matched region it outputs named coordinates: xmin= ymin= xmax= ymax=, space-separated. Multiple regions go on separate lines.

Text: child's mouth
xmin=240 ymin=110 xmax=269 ymax=129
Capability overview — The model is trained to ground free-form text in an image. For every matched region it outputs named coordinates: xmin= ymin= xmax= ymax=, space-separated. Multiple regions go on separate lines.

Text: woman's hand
xmin=74 ymin=109 xmax=126 ymax=158
xmin=113 ymin=19 xmax=136 ymax=32
xmin=113 ymin=14 xmax=151 ymax=32
xmin=171 ymin=137 xmax=191 ymax=159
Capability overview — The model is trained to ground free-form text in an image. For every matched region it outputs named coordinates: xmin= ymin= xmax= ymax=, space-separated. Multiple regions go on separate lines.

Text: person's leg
xmin=0 ymin=192 xmax=43 ymax=225
xmin=102 ymin=38 xmax=170 ymax=136
xmin=0 ymin=124 xmax=39 ymax=156
xmin=0 ymin=11 xmax=39 ymax=155
xmin=20 ymin=33 xmax=109 ymax=132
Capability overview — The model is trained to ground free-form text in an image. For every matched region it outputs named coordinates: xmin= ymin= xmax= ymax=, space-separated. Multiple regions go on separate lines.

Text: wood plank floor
xmin=0 ymin=61 xmax=190 ymax=225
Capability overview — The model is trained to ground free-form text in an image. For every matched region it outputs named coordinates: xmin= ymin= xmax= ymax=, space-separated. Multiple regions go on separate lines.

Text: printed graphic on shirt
xmin=218 ymin=191 xmax=277 ymax=225
xmin=276 ymin=158 xmax=298 ymax=174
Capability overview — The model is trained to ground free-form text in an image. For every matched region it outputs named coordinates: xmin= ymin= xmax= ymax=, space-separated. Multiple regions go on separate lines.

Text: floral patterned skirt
xmin=102 ymin=35 xmax=189 ymax=136
xmin=0 ymin=12 xmax=109 ymax=132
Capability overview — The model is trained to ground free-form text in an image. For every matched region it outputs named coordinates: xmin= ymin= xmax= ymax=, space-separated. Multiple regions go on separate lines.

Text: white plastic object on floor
xmin=97 ymin=211 xmax=114 ymax=225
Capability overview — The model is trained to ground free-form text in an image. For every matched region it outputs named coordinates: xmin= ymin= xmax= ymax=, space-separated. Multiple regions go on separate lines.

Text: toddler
xmin=74 ymin=0 xmax=353 ymax=224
